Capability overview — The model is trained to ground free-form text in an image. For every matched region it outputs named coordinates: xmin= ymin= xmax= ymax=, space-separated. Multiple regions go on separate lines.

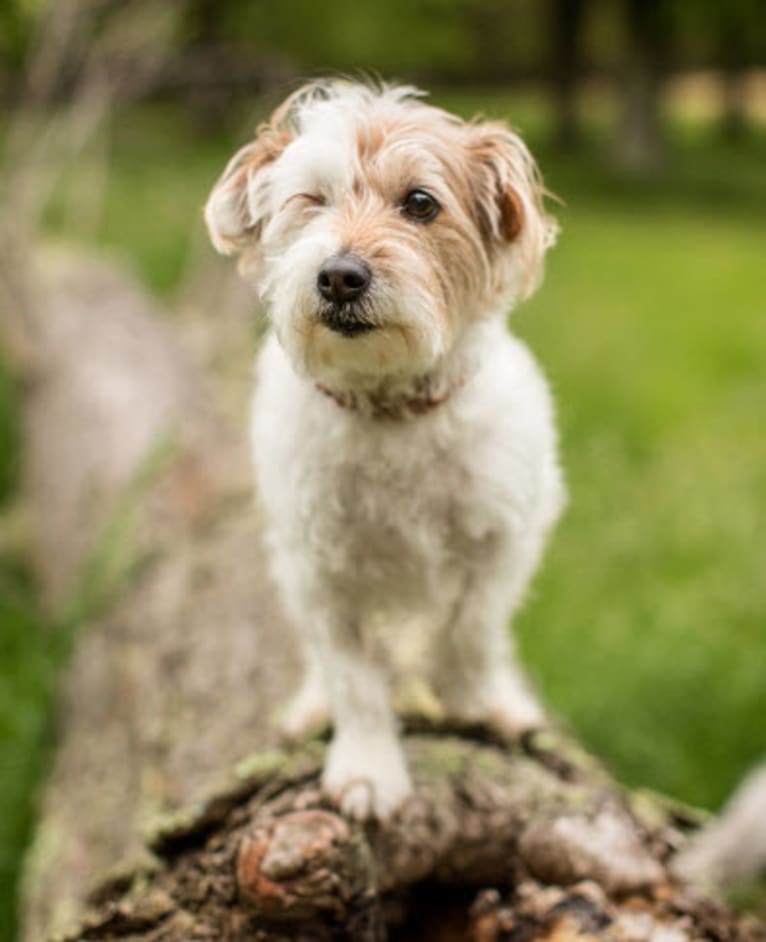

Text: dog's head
xmin=205 ymin=80 xmax=557 ymax=389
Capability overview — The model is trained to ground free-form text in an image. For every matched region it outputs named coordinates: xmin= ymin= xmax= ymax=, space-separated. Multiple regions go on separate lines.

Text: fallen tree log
xmin=10 ymin=250 xmax=296 ymax=940
xmin=48 ymin=730 xmax=760 ymax=942
xmin=8 ymin=253 xmax=764 ymax=942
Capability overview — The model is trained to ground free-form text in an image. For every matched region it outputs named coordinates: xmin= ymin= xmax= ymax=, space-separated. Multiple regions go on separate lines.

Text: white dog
xmin=205 ymin=80 xmax=564 ymax=821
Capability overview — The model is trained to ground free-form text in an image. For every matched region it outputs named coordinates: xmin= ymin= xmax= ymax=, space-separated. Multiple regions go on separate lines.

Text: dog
xmin=204 ymin=80 xmax=564 ymax=821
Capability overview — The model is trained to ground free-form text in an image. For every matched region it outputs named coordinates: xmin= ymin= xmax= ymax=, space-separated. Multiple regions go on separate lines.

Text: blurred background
xmin=1 ymin=0 xmax=764 ymax=935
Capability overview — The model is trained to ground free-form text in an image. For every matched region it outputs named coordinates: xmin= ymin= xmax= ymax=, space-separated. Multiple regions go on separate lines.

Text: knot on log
xmin=236 ymin=810 xmax=376 ymax=922
xmin=520 ymin=807 xmax=665 ymax=894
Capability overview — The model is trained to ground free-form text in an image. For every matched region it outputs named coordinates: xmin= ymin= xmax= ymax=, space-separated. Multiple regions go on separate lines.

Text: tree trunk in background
xmin=461 ymin=2 xmax=512 ymax=86
xmin=4 ymin=251 xmax=763 ymax=942
xmin=721 ymin=67 xmax=747 ymax=141
xmin=719 ymin=11 xmax=749 ymax=142
xmin=614 ymin=0 xmax=668 ymax=174
xmin=549 ymin=0 xmax=585 ymax=151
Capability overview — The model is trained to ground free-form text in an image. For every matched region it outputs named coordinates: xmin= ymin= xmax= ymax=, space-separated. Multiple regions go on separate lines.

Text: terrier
xmin=205 ymin=80 xmax=564 ymax=821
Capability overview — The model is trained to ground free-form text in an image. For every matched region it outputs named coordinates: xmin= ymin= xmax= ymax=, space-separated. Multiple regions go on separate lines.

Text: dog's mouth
xmin=318 ymin=305 xmax=379 ymax=338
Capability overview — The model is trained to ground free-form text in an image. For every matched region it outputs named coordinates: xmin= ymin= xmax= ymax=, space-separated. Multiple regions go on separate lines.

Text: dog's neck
xmin=313 ymin=324 xmax=488 ymax=421
xmin=315 ymin=372 xmax=466 ymax=420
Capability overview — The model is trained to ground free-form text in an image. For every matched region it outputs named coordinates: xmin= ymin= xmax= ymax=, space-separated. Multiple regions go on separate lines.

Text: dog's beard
xmin=273 ymin=291 xmax=451 ymax=391
xmin=262 ymin=235 xmax=454 ymax=390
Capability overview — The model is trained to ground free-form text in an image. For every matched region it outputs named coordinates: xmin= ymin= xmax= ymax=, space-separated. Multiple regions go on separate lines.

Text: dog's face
xmin=205 ymin=82 xmax=556 ymax=388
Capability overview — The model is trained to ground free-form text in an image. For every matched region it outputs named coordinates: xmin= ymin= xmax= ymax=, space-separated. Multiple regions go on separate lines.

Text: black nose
xmin=317 ymin=254 xmax=371 ymax=304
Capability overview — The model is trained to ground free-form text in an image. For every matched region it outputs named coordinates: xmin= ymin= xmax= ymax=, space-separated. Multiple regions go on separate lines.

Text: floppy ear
xmin=468 ymin=121 xmax=558 ymax=298
xmin=204 ymin=81 xmax=345 ymax=256
xmin=204 ymin=125 xmax=292 ymax=256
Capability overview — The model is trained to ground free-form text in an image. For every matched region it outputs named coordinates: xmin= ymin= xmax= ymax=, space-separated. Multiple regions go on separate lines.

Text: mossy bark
xmin=43 ymin=733 xmax=764 ymax=942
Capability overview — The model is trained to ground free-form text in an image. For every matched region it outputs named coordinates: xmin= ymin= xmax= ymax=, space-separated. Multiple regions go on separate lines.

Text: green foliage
xmin=3 ymin=0 xmax=765 ymax=93
xmin=516 ymin=205 xmax=766 ymax=809
xmin=0 ymin=565 xmax=55 ymax=941
xmin=44 ymin=105 xmax=241 ymax=295
xmin=179 ymin=0 xmax=548 ymax=80
xmin=0 ymin=356 xmax=58 ymax=939
xmin=212 ymin=0 xmax=765 ymax=77
xmin=237 ymin=0 xmax=472 ymax=76
xmin=671 ymin=0 xmax=766 ymax=67
xmin=0 ymin=0 xmax=38 ymax=71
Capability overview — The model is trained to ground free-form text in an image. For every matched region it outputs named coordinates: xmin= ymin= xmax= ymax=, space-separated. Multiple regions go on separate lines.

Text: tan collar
xmin=315 ymin=374 xmax=467 ymax=420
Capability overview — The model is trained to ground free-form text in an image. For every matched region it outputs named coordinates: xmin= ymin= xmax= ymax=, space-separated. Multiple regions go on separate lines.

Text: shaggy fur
xmin=205 ymin=80 xmax=564 ymax=820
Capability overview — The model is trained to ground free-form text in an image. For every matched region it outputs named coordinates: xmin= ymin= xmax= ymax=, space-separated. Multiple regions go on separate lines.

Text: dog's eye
xmin=284 ymin=193 xmax=326 ymax=210
xmin=402 ymin=189 xmax=440 ymax=222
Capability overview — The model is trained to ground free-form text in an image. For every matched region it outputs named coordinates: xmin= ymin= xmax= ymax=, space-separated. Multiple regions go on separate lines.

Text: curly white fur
xmin=205 ymin=80 xmax=564 ymax=820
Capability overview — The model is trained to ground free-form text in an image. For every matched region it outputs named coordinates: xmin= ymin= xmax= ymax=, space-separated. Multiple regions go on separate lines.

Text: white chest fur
xmin=252 ymin=322 xmax=562 ymax=616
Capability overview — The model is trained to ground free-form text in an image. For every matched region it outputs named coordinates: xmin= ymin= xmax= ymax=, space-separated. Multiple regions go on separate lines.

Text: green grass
xmin=444 ymin=92 xmax=766 ymax=810
xmin=1 ymin=93 xmax=765 ymax=933
xmin=44 ymin=105 xmax=245 ymax=296
xmin=0 ymin=568 xmax=57 ymax=942
xmin=0 ymin=362 xmax=58 ymax=940
xmin=515 ymin=206 xmax=766 ymax=809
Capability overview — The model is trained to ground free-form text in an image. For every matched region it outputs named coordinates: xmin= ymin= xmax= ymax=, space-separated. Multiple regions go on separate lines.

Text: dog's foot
xmin=485 ymin=699 xmax=547 ymax=737
xmin=485 ymin=684 xmax=547 ymax=735
xmin=279 ymin=679 xmax=331 ymax=741
xmin=322 ymin=734 xmax=413 ymax=822
xmin=393 ymin=675 xmax=445 ymax=722
xmin=443 ymin=681 xmax=547 ymax=738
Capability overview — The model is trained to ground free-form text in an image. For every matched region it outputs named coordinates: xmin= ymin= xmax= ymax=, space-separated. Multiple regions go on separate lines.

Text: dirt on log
xmin=8 ymin=253 xmax=765 ymax=942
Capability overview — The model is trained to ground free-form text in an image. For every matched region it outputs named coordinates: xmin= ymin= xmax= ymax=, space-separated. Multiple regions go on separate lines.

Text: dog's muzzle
xmin=317 ymin=253 xmax=377 ymax=337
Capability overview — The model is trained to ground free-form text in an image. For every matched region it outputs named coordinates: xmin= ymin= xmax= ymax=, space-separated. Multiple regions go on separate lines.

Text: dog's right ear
xmin=204 ymin=125 xmax=292 ymax=256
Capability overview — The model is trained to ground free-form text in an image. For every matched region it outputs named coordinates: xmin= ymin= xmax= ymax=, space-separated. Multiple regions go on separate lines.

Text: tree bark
xmin=613 ymin=0 xmax=668 ymax=174
xmin=718 ymin=11 xmax=749 ymax=142
xmin=8 ymin=254 xmax=765 ymax=942
xmin=11 ymin=248 xmax=294 ymax=941
xmin=549 ymin=0 xmax=585 ymax=152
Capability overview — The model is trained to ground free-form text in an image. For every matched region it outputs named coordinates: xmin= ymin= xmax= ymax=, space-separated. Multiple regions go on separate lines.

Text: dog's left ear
xmin=467 ymin=121 xmax=558 ymax=298
xmin=204 ymin=125 xmax=292 ymax=256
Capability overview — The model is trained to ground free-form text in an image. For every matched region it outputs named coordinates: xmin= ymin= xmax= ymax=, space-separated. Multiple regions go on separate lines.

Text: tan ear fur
xmin=204 ymin=124 xmax=292 ymax=256
xmin=499 ymin=187 xmax=525 ymax=243
xmin=467 ymin=120 xmax=558 ymax=297
xmin=203 ymin=80 xmax=371 ymax=256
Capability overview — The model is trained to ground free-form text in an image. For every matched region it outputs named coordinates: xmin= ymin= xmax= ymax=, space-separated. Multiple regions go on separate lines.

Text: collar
xmin=315 ymin=374 xmax=467 ymax=421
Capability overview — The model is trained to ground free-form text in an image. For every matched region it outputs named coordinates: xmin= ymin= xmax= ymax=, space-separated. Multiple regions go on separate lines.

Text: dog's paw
xmin=322 ymin=735 xmax=413 ymax=822
xmin=445 ymin=682 xmax=547 ymax=738
xmin=486 ymin=692 xmax=547 ymax=736
xmin=279 ymin=680 xmax=331 ymax=741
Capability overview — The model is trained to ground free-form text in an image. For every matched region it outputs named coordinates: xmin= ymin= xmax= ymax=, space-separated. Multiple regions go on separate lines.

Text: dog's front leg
xmin=280 ymin=628 xmax=332 ymax=740
xmin=433 ymin=566 xmax=546 ymax=735
xmin=317 ymin=620 xmax=413 ymax=821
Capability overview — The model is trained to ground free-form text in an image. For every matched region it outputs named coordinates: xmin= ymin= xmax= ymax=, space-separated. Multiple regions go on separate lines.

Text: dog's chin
xmin=318 ymin=305 xmax=379 ymax=339
xmin=282 ymin=312 xmax=440 ymax=390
